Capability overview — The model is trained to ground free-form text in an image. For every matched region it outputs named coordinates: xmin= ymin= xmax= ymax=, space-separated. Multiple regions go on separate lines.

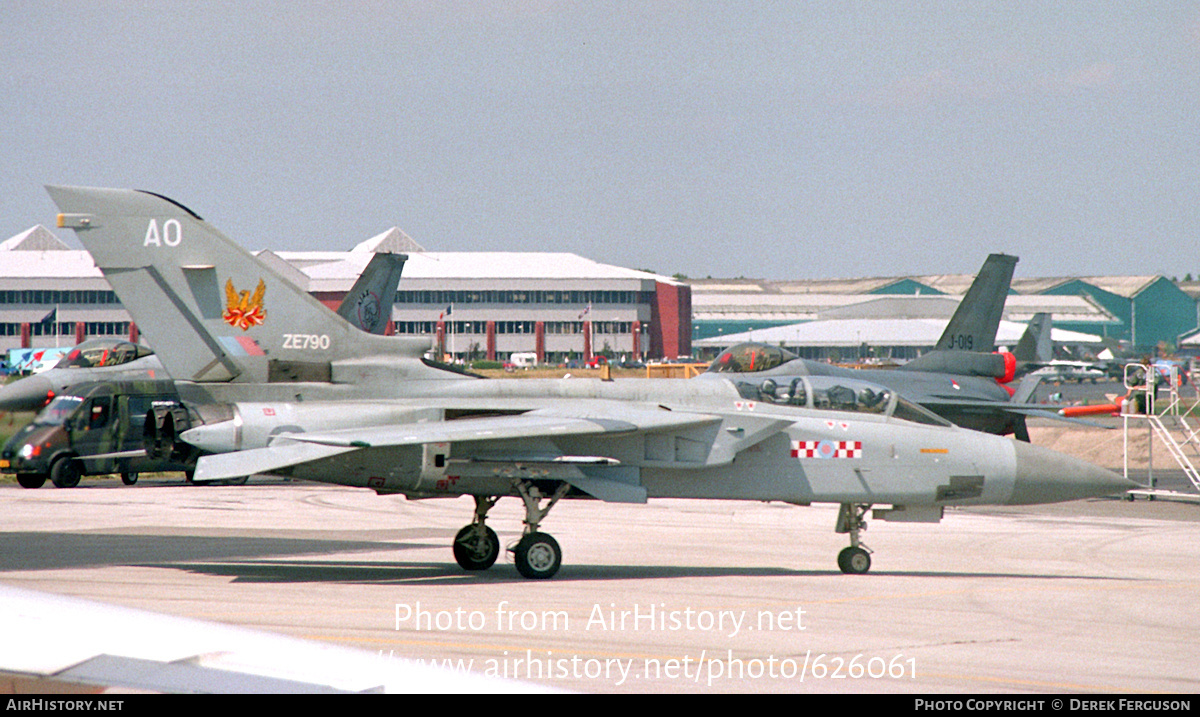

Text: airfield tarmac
xmin=1 ymin=468 xmax=1198 ymax=693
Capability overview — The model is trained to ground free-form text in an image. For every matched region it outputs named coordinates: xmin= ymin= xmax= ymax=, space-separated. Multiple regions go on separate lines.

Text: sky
xmin=3 ymin=1 xmax=1199 ymax=281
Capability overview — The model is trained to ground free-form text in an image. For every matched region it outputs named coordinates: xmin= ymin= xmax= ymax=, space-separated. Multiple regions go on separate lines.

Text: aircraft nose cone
xmin=0 ymin=375 xmax=54 ymax=412
xmin=1009 ymin=440 xmax=1136 ymax=505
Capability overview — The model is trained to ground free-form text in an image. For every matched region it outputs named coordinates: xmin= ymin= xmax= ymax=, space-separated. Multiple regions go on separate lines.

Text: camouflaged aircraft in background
xmin=701 ymin=257 xmax=1095 ymax=442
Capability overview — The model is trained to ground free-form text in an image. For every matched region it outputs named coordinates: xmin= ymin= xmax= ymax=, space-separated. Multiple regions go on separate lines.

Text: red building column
xmin=535 ymin=321 xmax=545 ymax=364
xmin=582 ymin=321 xmax=592 ymax=362
xmin=74 ymin=322 xmax=85 ymax=344
xmin=652 ymin=281 xmax=692 ymax=359
xmin=129 ymin=323 xmax=139 ymax=344
xmin=486 ymin=321 xmax=496 ymax=361
xmin=20 ymin=323 xmax=30 ymax=349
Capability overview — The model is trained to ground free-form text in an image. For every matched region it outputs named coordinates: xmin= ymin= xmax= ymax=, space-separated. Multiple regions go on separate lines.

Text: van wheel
xmin=121 ymin=472 xmax=138 ymax=485
xmin=17 ymin=473 xmax=46 ymax=489
xmin=50 ymin=457 xmax=82 ymax=489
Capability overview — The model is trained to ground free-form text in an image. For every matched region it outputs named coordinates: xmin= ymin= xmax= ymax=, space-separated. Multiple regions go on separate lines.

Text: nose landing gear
xmin=836 ymin=503 xmax=873 ymax=574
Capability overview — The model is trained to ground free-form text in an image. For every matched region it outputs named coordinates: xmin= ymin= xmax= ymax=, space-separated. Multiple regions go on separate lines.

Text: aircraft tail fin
xmin=1012 ymin=312 xmax=1053 ymax=364
xmin=45 ymin=186 xmax=427 ymax=383
xmin=335 ymin=252 xmax=406 ymax=335
xmin=933 ymin=253 xmax=1017 ymax=353
xmin=900 ymin=253 xmax=1017 ymax=375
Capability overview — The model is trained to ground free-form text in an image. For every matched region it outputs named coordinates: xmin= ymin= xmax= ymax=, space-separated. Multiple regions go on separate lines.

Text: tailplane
xmin=46 ymin=186 xmax=428 ymax=383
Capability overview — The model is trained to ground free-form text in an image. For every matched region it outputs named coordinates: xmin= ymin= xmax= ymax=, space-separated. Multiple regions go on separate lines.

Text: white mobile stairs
xmin=1123 ymin=362 xmax=1200 ymax=503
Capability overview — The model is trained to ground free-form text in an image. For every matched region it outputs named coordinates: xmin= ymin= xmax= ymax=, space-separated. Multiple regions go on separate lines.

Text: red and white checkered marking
xmin=791 ymin=440 xmax=862 ymax=459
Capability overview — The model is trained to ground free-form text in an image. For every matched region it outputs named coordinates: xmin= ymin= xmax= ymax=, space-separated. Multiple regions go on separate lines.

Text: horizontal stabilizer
xmin=927 ymin=399 xmax=1113 ymax=429
xmin=1012 ymin=373 xmax=1043 ymax=404
xmin=1014 ymin=408 xmax=1113 ymax=429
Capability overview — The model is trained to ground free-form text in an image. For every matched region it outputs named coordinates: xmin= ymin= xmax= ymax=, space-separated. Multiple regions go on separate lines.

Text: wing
xmin=0 ymin=585 xmax=542 ymax=694
xmin=191 ymin=406 xmax=791 ymax=503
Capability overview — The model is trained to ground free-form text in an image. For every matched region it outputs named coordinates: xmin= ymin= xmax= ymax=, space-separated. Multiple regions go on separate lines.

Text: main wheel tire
xmin=453 ymin=525 xmax=500 ymax=571
xmin=513 ymin=532 xmax=562 ymax=579
xmin=837 ymin=546 xmax=871 ymax=574
xmin=49 ymin=456 xmax=82 ymax=489
xmin=17 ymin=473 xmax=46 ymax=489
xmin=121 ymin=472 xmax=138 ymax=485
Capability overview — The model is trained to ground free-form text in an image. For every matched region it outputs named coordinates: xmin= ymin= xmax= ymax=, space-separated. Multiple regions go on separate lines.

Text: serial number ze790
xmin=282 ymin=333 xmax=332 ymax=350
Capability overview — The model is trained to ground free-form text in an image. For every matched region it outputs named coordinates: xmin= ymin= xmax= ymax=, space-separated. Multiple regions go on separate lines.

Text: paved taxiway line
xmin=1 ymin=479 xmax=1198 ymax=693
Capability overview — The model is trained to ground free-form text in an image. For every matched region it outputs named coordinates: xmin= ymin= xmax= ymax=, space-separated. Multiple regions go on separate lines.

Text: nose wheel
xmin=835 ymin=503 xmax=873 ymax=574
xmin=837 ymin=546 xmax=871 ymax=574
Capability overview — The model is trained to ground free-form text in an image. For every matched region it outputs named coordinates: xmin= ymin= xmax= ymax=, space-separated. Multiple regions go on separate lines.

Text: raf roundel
xmin=792 ymin=440 xmax=862 ymax=459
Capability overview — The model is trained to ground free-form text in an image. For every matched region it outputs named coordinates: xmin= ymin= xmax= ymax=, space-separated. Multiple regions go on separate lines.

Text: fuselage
xmin=175 ymin=370 xmax=1126 ymax=509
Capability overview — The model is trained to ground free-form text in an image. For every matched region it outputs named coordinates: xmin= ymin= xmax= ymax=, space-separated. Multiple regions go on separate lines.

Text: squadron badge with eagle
xmin=223 ymin=278 xmax=267 ymax=330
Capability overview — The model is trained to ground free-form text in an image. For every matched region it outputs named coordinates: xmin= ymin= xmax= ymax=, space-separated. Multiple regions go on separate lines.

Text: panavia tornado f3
xmin=44 ymin=186 xmax=1133 ymax=578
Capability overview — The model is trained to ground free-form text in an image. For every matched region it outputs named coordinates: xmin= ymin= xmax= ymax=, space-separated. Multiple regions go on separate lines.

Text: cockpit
xmin=707 ymin=343 xmax=798 ymax=373
xmin=734 ymin=375 xmax=950 ymax=426
xmin=53 ymin=339 xmax=153 ymax=370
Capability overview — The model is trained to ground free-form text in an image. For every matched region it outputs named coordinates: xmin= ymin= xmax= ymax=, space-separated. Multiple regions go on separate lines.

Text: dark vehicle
xmin=0 ymin=379 xmax=191 ymax=488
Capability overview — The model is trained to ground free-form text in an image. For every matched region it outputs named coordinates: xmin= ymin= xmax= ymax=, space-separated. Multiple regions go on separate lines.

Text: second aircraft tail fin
xmin=335 ymin=252 xmax=407 ymax=335
xmin=933 ymin=253 xmax=1017 ymax=353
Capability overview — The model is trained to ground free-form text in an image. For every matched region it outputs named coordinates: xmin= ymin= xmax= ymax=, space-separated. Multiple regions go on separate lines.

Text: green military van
xmin=0 ymin=379 xmax=192 ymax=488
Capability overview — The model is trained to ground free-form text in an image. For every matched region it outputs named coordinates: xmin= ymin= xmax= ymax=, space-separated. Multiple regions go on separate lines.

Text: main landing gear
xmin=451 ymin=480 xmax=571 ymax=579
xmin=453 ymin=497 xmax=500 ymax=571
xmin=835 ymin=502 xmax=872 ymax=574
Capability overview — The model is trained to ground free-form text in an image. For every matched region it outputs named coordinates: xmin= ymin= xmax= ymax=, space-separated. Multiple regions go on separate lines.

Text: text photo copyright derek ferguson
xmin=392 ymin=601 xmax=918 ymax=686
xmin=914 ymin=700 xmax=1191 ymax=713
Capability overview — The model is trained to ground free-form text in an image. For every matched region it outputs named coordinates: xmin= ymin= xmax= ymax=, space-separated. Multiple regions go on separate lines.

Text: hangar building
xmin=691 ymin=269 xmax=1199 ymax=358
xmin=0 ymin=225 xmax=692 ymax=364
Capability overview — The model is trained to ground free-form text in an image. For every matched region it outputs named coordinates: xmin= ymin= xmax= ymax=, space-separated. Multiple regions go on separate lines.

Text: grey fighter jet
xmin=702 ymin=259 xmax=1081 ymax=441
xmin=0 ymin=251 xmax=408 ymax=412
xmin=45 ymin=186 xmax=1133 ymax=578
